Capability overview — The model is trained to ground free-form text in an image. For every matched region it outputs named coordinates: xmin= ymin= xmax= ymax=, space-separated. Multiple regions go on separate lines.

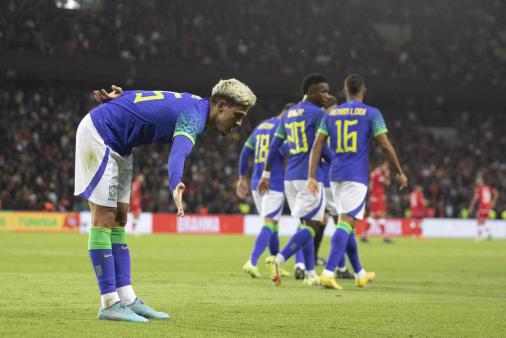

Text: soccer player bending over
xmin=307 ymin=74 xmax=407 ymax=290
xmin=236 ymin=103 xmax=293 ymax=278
xmin=75 ymin=80 xmax=256 ymax=322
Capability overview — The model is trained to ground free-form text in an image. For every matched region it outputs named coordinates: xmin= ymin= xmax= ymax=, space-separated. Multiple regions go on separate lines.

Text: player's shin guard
xmin=88 ymin=227 xmax=119 ymax=308
xmin=294 ymin=226 xmax=306 ymax=267
xmin=323 ymin=222 xmax=352 ymax=276
xmin=279 ymin=225 xmax=314 ymax=264
xmin=345 ymin=233 xmax=363 ymax=273
xmin=302 ymin=236 xmax=316 ymax=276
xmin=250 ymin=224 xmax=274 ymax=265
xmin=269 ymin=226 xmax=280 ymax=255
xmin=337 ymin=256 xmax=346 ymax=271
xmin=314 ymin=224 xmax=325 ymax=258
xmin=111 ymin=227 xmax=136 ymax=305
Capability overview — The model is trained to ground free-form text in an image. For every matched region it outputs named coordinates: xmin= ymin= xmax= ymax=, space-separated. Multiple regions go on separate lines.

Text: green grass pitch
xmin=0 ymin=232 xmax=505 ymax=337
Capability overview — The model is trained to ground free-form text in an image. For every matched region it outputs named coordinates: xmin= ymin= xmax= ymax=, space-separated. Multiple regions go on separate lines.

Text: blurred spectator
xmin=0 ymin=85 xmax=504 ymax=216
xmin=1 ymin=0 xmax=505 ymax=85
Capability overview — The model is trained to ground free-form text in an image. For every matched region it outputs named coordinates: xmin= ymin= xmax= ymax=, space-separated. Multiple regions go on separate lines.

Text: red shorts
xmin=369 ymin=195 xmax=386 ymax=215
xmin=130 ymin=204 xmax=141 ymax=216
xmin=410 ymin=210 xmax=425 ymax=220
xmin=477 ymin=209 xmax=490 ymax=221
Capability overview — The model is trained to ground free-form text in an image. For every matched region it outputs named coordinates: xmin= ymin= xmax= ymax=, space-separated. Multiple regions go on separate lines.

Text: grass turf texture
xmin=0 ymin=233 xmax=505 ymax=337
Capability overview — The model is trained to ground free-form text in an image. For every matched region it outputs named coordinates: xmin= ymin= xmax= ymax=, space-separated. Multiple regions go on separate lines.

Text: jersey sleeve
xmin=173 ymin=108 xmax=205 ymax=145
xmin=371 ymin=109 xmax=388 ymax=137
xmin=274 ymin=120 xmax=287 ymax=140
xmin=244 ymin=131 xmax=256 ymax=150
xmin=317 ymin=115 xmax=329 ymax=136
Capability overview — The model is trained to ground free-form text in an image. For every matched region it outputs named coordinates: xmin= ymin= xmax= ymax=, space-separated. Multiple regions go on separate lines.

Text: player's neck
xmin=346 ymin=95 xmax=363 ymax=102
xmin=206 ymin=105 xmax=215 ymax=129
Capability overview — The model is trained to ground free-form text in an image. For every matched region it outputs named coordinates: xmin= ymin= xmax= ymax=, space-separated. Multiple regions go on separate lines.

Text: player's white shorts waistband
xmin=324 ymin=187 xmax=338 ymax=216
xmin=285 ymin=180 xmax=326 ymax=222
xmin=252 ymin=190 xmax=285 ymax=221
xmin=331 ymin=181 xmax=368 ymax=220
xmin=74 ymin=114 xmax=133 ymax=207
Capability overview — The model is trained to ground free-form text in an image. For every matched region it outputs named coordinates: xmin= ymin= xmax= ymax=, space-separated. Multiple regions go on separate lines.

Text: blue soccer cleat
xmin=98 ymin=301 xmax=149 ymax=322
xmin=126 ymin=298 xmax=171 ymax=320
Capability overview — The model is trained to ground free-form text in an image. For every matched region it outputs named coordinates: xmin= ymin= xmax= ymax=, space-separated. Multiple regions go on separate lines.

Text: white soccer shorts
xmin=324 ymin=187 xmax=338 ymax=216
xmin=331 ymin=181 xmax=368 ymax=220
xmin=252 ymin=190 xmax=285 ymax=221
xmin=74 ymin=114 xmax=133 ymax=207
xmin=284 ymin=180 xmax=326 ymax=222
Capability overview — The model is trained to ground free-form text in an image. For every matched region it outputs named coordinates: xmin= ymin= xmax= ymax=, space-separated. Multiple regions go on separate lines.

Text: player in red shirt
xmin=408 ymin=185 xmax=426 ymax=238
xmin=363 ymin=162 xmax=391 ymax=243
xmin=130 ymin=174 xmax=145 ymax=235
xmin=468 ymin=177 xmax=499 ymax=240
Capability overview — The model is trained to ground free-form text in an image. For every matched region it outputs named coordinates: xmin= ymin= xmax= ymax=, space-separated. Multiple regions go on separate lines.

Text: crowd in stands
xmin=1 ymin=86 xmax=505 ymax=218
xmin=1 ymin=0 xmax=506 ymax=85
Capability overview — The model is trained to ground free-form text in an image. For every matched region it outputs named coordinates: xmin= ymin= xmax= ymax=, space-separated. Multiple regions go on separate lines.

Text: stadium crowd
xmin=1 ymin=86 xmax=505 ymax=217
xmin=1 ymin=0 xmax=506 ymax=85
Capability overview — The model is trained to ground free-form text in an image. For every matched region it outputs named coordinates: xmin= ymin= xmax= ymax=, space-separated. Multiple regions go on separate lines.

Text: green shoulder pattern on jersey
xmin=372 ymin=110 xmax=388 ymax=137
xmin=173 ymin=108 xmax=204 ymax=145
xmin=317 ymin=117 xmax=329 ymax=136
xmin=274 ymin=123 xmax=287 ymax=140
xmin=244 ymin=133 xmax=255 ymax=149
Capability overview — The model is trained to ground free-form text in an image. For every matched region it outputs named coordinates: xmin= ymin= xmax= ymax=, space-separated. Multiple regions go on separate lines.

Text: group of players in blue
xmin=74 ymin=73 xmax=406 ymax=323
xmin=237 ymin=73 xmax=407 ymax=290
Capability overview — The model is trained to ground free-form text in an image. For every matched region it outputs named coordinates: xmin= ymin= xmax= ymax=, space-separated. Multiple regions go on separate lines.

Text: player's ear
xmin=217 ymin=100 xmax=228 ymax=113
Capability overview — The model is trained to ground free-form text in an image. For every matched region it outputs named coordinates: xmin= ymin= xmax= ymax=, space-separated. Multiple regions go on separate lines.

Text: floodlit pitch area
xmin=1 ymin=233 xmax=505 ymax=337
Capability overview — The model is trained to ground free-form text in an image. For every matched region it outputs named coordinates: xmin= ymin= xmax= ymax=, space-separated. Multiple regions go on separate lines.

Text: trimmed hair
xmin=344 ymin=73 xmax=365 ymax=96
xmin=211 ymin=78 xmax=256 ymax=107
xmin=301 ymin=73 xmax=328 ymax=95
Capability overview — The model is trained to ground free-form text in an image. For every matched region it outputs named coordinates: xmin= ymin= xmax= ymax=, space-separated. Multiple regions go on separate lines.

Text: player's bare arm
xmin=93 ymin=85 xmax=123 ymax=103
xmin=468 ymin=191 xmax=477 ymax=212
xmin=375 ymin=133 xmax=407 ymax=190
xmin=491 ymin=189 xmax=499 ymax=208
xmin=307 ymin=132 xmax=327 ymax=196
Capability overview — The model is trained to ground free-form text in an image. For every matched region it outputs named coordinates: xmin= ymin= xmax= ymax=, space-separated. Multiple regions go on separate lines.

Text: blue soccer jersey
xmin=90 ymin=90 xmax=209 ymax=155
xmin=318 ymin=100 xmax=388 ymax=185
xmin=271 ymin=101 xmax=325 ymax=181
xmin=244 ymin=118 xmax=285 ymax=192
xmin=320 ymin=143 xmax=333 ymax=188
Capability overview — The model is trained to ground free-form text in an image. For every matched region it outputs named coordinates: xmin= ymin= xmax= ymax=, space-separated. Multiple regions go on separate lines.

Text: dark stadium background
xmin=1 ymin=0 xmax=505 ymax=217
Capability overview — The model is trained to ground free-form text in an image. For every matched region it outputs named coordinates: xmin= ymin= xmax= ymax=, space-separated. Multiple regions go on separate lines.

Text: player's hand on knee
xmin=93 ymin=85 xmax=123 ymax=103
xmin=173 ymin=182 xmax=186 ymax=217
xmin=307 ymin=177 xmax=319 ymax=196
xmin=257 ymin=177 xmax=270 ymax=195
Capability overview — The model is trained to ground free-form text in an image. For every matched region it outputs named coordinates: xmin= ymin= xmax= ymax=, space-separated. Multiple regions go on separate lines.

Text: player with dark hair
xmin=236 ymin=103 xmax=293 ymax=278
xmin=75 ymin=80 xmax=256 ymax=322
xmin=320 ymin=95 xmax=354 ymax=279
xmin=308 ymin=73 xmax=407 ymax=290
xmin=258 ymin=73 xmax=331 ymax=286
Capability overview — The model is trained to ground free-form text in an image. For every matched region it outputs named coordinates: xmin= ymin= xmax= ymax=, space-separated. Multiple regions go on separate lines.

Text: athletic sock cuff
xmin=263 ymin=223 xmax=277 ymax=233
xmin=88 ymin=227 xmax=112 ymax=250
xmin=337 ymin=221 xmax=353 ymax=234
xmin=111 ymin=227 xmax=127 ymax=244
xmin=300 ymin=224 xmax=316 ymax=238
